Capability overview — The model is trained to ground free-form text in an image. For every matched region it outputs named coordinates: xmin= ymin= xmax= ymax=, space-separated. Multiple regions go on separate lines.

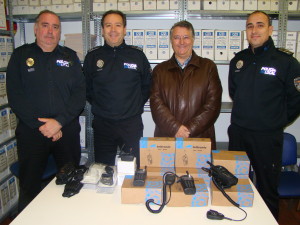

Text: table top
xmin=11 ymin=179 xmax=278 ymax=225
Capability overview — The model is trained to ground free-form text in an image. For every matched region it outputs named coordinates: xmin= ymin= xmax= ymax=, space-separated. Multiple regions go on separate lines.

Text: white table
xmin=10 ymin=179 xmax=278 ymax=225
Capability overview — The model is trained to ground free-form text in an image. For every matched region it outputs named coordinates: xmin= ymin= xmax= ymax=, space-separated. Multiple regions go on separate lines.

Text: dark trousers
xmin=228 ymin=124 xmax=283 ymax=220
xmin=16 ymin=119 xmax=81 ymax=212
xmin=93 ymin=115 xmax=143 ymax=167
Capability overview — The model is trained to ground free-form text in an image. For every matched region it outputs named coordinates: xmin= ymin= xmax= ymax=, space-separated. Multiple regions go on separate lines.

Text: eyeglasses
xmin=172 ymin=35 xmax=192 ymax=41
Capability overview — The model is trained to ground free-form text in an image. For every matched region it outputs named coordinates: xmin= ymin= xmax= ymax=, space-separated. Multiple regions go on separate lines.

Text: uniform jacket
xmin=6 ymin=42 xmax=86 ymax=129
xmin=83 ymin=41 xmax=152 ymax=121
xmin=229 ymin=37 xmax=300 ymax=131
xmin=150 ymin=51 xmax=222 ymax=149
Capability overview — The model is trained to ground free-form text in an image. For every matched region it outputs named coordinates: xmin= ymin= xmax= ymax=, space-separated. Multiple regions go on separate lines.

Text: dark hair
xmin=101 ymin=10 xmax=127 ymax=28
xmin=170 ymin=20 xmax=195 ymax=38
xmin=35 ymin=10 xmax=60 ymax=24
xmin=247 ymin=10 xmax=272 ymax=26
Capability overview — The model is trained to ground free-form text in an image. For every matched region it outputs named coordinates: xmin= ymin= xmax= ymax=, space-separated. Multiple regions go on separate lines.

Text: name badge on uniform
xmin=260 ymin=67 xmax=277 ymax=76
xmin=56 ymin=59 xmax=70 ymax=67
xmin=124 ymin=63 xmax=137 ymax=70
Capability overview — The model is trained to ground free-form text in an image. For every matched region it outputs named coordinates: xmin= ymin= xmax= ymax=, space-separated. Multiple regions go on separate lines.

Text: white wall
xmin=14 ymin=18 xmax=300 ymax=143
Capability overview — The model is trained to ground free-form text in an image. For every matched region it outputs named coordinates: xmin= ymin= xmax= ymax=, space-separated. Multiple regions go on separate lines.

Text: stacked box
xmin=211 ymin=150 xmax=250 ymax=176
xmin=8 ymin=176 xmax=19 ymax=208
xmin=175 ymin=138 xmax=211 ymax=169
xmin=122 ymin=175 xmax=209 ymax=207
xmin=0 ymin=146 xmax=8 ymax=181
xmin=140 ymin=137 xmax=175 ymax=168
xmin=211 ymin=178 xmax=254 ymax=206
xmin=147 ymin=166 xmax=175 ymax=177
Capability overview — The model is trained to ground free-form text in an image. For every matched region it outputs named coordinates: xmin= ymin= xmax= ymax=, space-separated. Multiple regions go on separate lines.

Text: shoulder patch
xmin=129 ymin=45 xmax=143 ymax=52
xmin=88 ymin=46 xmax=102 ymax=53
xmin=277 ymin=48 xmax=294 ymax=56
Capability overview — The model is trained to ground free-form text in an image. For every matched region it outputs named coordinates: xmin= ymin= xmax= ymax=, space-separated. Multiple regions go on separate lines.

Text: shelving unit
xmin=0 ymin=1 xmax=19 ymax=221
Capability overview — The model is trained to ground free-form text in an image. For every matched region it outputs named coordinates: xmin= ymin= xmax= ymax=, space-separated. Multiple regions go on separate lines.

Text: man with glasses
xmin=150 ymin=20 xmax=222 ymax=149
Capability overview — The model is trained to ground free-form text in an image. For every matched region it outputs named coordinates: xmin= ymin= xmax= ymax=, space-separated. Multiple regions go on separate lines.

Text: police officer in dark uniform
xmin=6 ymin=10 xmax=85 ymax=212
xmin=83 ymin=10 xmax=151 ymax=167
xmin=228 ymin=11 xmax=300 ymax=220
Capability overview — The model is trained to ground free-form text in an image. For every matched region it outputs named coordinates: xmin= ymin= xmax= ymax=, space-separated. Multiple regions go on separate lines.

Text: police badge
xmin=294 ymin=77 xmax=300 ymax=92
xmin=26 ymin=58 xmax=34 ymax=67
xmin=96 ymin=59 xmax=104 ymax=68
xmin=236 ymin=60 xmax=243 ymax=69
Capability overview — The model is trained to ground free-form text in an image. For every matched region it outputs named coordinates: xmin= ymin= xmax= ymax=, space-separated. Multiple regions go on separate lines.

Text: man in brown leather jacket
xmin=150 ymin=21 xmax=222 ymax=149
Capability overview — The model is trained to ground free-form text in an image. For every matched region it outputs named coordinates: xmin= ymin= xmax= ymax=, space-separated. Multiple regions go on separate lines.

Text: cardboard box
xmin=201 ymin=30 xmax=215 ymax=60
xmin=121 ymin=175 xmax=209 ymax=207
xmin=93 ymin=2 xmax=105 ymax=11
xmin=244 ymin=0 xmax=257 ymax=10
xmin=288 ymin=0 xmax=298 ymax=11
xmin=211 ymin=178 xmax=254 ymax=207
xmin=124 ymin=29 xmax=132 ymax=45
xmin=296 ymin=31 xmax=300 ymax=62
xmin=29 ymin=0 xmax=40 ymax=6
xmin=118 ymin=1 xmax=130 ymax=10
xmin=147 ymin=167 xmax=175 ymax=176
xmin=52 ymin=0 xmax=63 ymax=4
xmin=215 ymin=30 xmax=228 ymax=60
xmin=144 ymin=0 xmax=156 ymax=10
xmin=169 ymin=0 xmax=179 ymax=9
xmin=132 ymin=29 xmax=145 ymax=52
xmin=73 ymin=3 xmax=82 ymax=12
xmin=158 ymin=29 xmax=170 ymax=60
xmin=187 ymin=0 xmax=200 ymax=10
xmin=229 ymin=0 xmax=243 ymax=10
xmin=175 ymin=138 xmax=211 ymax=168
xmin=285 ymin=31 xmax=297 ymax=54
xmin=175 ymin=167 xmax=210 ymax=187
xmin=271 ymin=30 xmax=278 ymax=47
xmin=203 ymin=0 xmax=217 ymax=10
xmin=258 ymin=0 xmax=270 ymax=10
xmin=217 ymin=0 xmax=230 ymax=10
xmin=130 ymin=0 xmax=143 ymax=10
xmin=145 ymin=29 xmax=157 ymax=60
xmin=193 ymin=29 xmax=201 ymax=56
xmin=228 ymin=30 xmax=242 ymax=60
xmin=140 ymin=137 xmax=175 ymax=168
xmin=270 ymin=0 xmax=279 ymax=11
xmin=157 ymin=0 xmax=169 ymax=9
xmin=40 ymin=0 xmax=51 ymax=5
xmin=212 ymin=150 xmax=250 ymax=175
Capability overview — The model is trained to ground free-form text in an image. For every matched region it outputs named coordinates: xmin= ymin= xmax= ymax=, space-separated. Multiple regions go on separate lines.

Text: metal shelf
xmin=287 ymin=11 xmax=300 ymax=20
xmin=187 ymin=10 xmax=280 ymax=20
xmin=92 ymin=10 xmax=180 ymax=20
xmin=11 ymin=12 xmax=83 ymax=23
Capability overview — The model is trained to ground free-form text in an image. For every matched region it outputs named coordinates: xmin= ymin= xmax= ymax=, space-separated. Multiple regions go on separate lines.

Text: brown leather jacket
xmin=150 ymin=51 xmax=222 ymax=149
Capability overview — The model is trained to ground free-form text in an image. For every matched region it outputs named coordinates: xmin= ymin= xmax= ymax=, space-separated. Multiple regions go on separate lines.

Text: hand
xmin=38 ymin=118 xmax=62 ymax=139
xmin=52 ymin=130 xmax=63 ymax=142
xmin=175 ymin=125 xmax=190 ymax=138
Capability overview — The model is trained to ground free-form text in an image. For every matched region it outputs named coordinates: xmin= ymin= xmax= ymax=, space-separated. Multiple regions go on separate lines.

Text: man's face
xmin=171 ymin=26 xmax=194 ymax=60
xmin=102 ymin=14 xmax=126 ymax=47
xmin=246 ymin=12 xmax=273 ymax=50
xmin=34 ymin=13 xmax=61 ymax=52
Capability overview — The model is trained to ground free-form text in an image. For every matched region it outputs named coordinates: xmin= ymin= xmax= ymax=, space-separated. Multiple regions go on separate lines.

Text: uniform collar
xmin=103 ymin=40 xmax=126 ymax=50
xmin=33 ymin=41 xmax=60 ymax=54
xmin=251 ymin=37 xmax=275 ymax=56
